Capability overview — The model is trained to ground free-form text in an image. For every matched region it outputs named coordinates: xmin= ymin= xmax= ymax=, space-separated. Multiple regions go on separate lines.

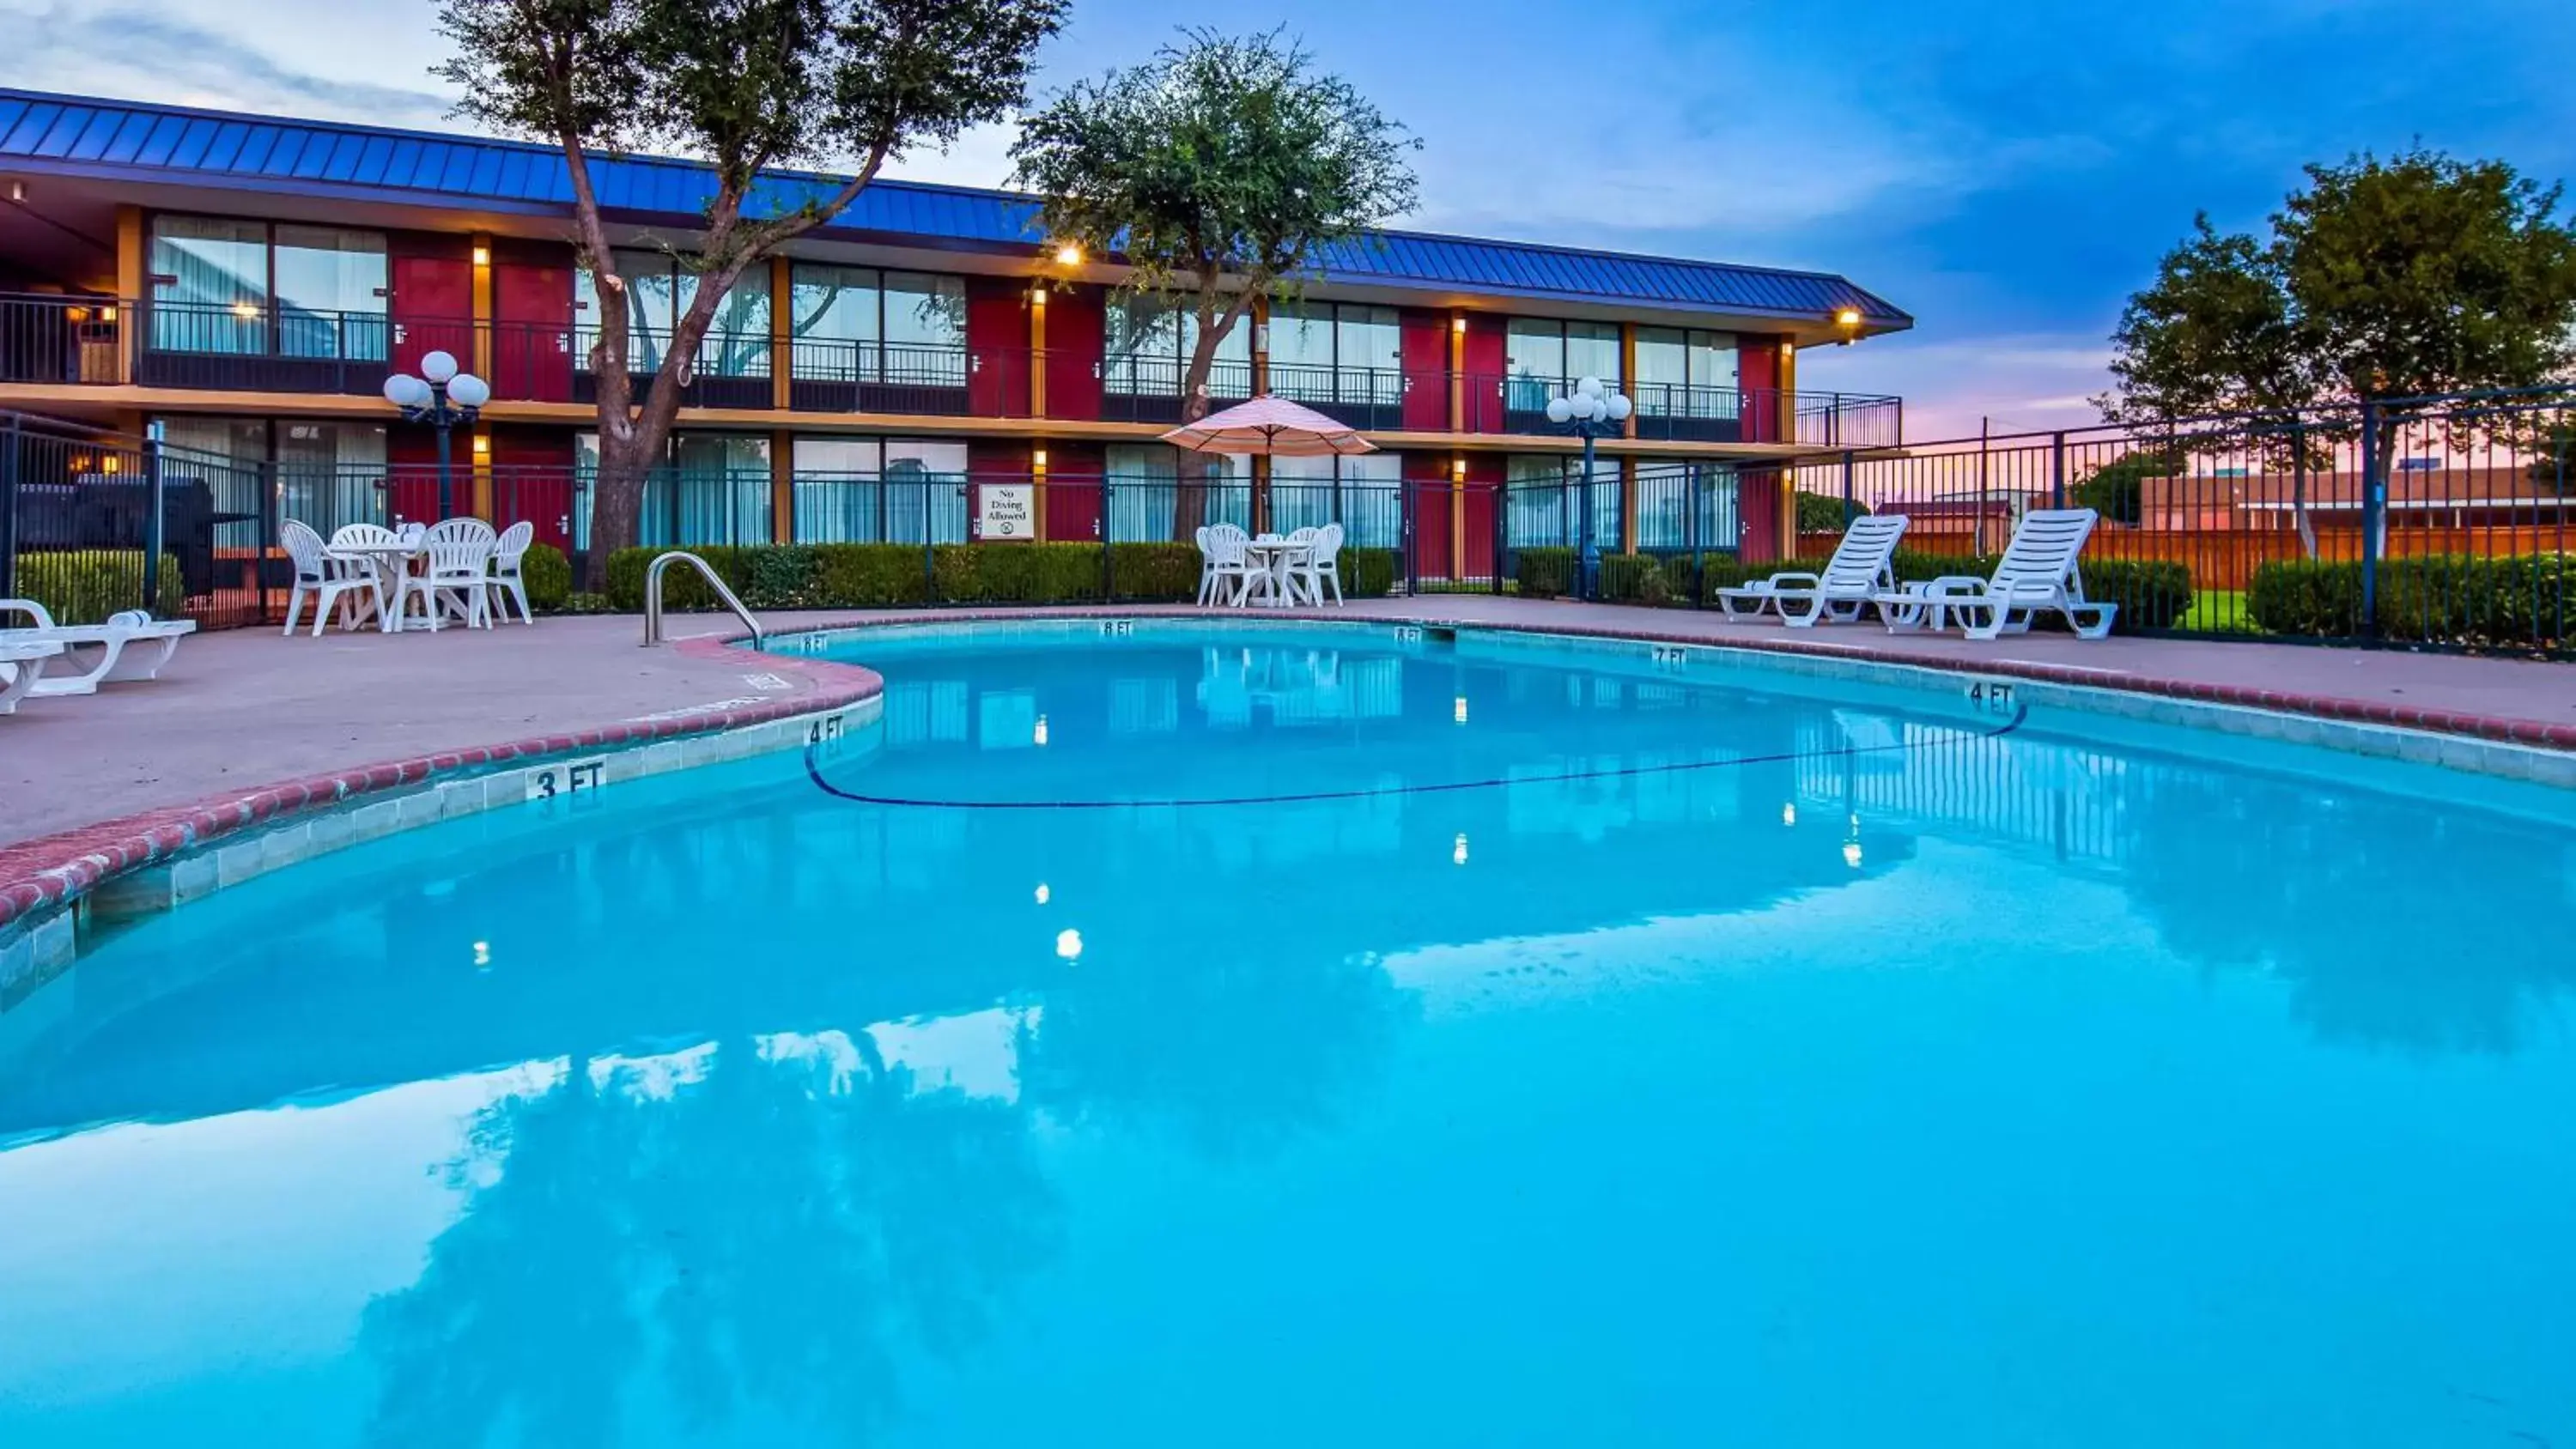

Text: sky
xmin=9 ymin=0 xmax=2576 ymax=441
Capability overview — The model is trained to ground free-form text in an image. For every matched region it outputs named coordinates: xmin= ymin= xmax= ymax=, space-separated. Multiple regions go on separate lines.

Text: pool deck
xmin=3 ymin=602 xmax=2573 ymax=927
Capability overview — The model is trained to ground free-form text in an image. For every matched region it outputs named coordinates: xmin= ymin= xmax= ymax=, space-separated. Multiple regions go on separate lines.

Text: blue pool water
xmin=3 ymin=622 xmax=2573 ymax=1447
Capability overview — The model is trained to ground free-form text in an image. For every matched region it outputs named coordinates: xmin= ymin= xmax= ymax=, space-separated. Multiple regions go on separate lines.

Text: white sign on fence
xmin=978 ymin=482 xmax=1036 ymax=540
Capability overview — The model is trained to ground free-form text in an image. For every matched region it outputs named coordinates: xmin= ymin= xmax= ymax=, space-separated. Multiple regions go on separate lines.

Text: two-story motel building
xmin=0 ymin=88 xmax=1910 ymax=598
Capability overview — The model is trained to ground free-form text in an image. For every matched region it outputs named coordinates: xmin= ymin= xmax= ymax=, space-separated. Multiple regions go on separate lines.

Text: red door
xmin=964 ymin=277 xmax=1028 ymax=416
xmin=495 ymin=261 xmax=575 ymax=402
xmin=493 ymin=427 xmax=576 ymax=551
xmin=1406 ymin=456 xmax=1452 ymax=580
xmin=1044 ymin=440 xmax=1103 ymax=541
xmin=391 ymin=254 xmax=473 ymax=381
xmin=1460 ymin=316 xmax=1507 ymax=432
xmin=1458 ymin=453 xmax=1503 ymax=583
xmin=1043 ymin=284 xmax=1105 ymax=421
xmin=1400 ymin=310 xmax=1449 ymax=430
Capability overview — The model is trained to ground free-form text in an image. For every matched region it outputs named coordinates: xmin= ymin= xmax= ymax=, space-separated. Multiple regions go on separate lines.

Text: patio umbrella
xmin=1160 ymin=394 xmax=1377 ymax=457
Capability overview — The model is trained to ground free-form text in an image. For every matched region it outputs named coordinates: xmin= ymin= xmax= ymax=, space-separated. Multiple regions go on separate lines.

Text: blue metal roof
xmin=0 ymin=88 xmax=1911 ymax=327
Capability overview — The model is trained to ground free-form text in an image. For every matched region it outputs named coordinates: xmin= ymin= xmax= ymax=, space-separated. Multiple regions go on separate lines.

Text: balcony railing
xmin=0 ymin=293 xmax=1903 ymax=445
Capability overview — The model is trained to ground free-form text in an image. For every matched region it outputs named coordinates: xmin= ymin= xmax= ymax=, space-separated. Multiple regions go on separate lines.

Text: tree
xmin=2069 ymin=449 xmax=2178 ymax=525
xmin=2100 ymin=147 xmax=2576 ymax=549
xmin=434 ymin=0 xmax=1066 ymax=586
xmin=1010 ymin=28 xmax=1417 ymax=530
xmin=1793 ymin=489 xmax=1868 ymax=533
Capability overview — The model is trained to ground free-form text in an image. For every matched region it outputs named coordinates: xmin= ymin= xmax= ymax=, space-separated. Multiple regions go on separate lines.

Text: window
xmin=574 ymin=431 xmax=773 ymax=548
xmin=575 ymin=252 xmax=771 ymax=379
xmin=149 ymin=215 xmax=387 ymax=360
xmin=1267 ymin=301 xmax=1400 ymax=407
xmin=1103 ymin=297 xmax=1251 ymax=399
xmin=1104 ymin=443 xmax=1249 ymax=542
xmin=1506 ymin=453 xmax=1622 ymax=552
xmin=1632 ymin=327 xmax=1738 ymax=418
xmin=1504 ymin=318 xmax=1620 ymax=414
xmin=787 ymin=264 xmax=966 ymax=385
xmin=1631 ymin=460 xmax=1739 ymax=551
xmin=149 ymin=416 xmax=388 ymax=533
xmin=1270 ymin=452 xmax=1402 ymax=548
xmin=792 ymin=436 xmax=969 ymax=543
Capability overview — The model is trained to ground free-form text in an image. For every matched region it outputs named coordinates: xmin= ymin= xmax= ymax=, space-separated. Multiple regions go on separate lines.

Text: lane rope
xmin=803 ymin=704 xmax=2029 ymax=811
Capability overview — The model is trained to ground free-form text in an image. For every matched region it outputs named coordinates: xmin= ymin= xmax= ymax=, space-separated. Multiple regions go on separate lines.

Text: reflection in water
xmin=361 ymin=1033 xmax=1056 ymax=1447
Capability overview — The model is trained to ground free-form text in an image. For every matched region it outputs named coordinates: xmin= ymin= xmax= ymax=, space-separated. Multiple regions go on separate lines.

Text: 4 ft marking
xmin=807 ymin=713 xmax=847 ymax=745
xmin=1966 ymin=680 xmax=2017 ymax=715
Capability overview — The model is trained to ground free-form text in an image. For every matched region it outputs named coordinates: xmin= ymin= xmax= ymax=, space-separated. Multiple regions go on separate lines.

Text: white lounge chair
xmin=0 ymin=638 xmax=64 ymax=715
xmin=485 ymin=520 xmax=537 ymax=624
xmin=1714 ymin=513 xmax=1910 ymax=627
xmin=1874 ymin=507 xmax=2117 ymax=640
xmin=283 ymin=519 xmax=383 ymax=635
xmin=0 ymin=598 xmax=196 ymax=696
xmin=1288 ymin=521 xmax=1346 ymax=606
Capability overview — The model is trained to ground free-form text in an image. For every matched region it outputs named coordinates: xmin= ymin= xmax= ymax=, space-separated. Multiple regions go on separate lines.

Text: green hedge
xmin=2249 ymin=555 xmax=2572 ymax=650
xmin=9 ymin=550 xmax=186 ymax=624
xmin=603 ymin=542 xmax=1398 ymax=611
xmin=521 ymin=543 xmax=574 ymax=612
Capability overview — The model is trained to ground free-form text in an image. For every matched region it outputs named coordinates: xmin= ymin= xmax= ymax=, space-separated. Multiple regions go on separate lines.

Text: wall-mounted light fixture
xmin=1053 ymin=244 xmax=1082 ymax=266
xmin=472 ymin=246 xmax=491 ymax=266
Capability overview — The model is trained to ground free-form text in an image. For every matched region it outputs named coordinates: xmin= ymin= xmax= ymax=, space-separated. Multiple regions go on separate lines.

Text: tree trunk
xmin=588 ymin=435 xmax=657 ymax=593
xmin=1173 ymin=286 xmax=1258 ymax=541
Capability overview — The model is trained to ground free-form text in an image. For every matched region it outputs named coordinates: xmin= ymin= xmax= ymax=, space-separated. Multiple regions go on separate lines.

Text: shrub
xmin=520 ymin=543 xmax=574 ymax=612
xmin=2250 ymin=554 xmax=2573 ymax=651
xmin=1513 ymin=547 xmax=1577 ymax=599
xmin=1600 ymin=553 xmax=1696 ymax=606
xmin=814 ymin=544 xmax=933 ymax=606
xmin=9 ymin=550 xmax=186 ymax=623
xmin=741 ymin=545 xmax=823 ymax=609
xmin=1343 ymin=548 xmax=1397 ymax=598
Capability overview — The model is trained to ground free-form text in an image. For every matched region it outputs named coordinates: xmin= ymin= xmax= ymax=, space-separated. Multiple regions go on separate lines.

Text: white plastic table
xmin=326 ymin=542 xmax=428 ymax=632
xmin=1237 ymin=536 xmax=1314 ymax=609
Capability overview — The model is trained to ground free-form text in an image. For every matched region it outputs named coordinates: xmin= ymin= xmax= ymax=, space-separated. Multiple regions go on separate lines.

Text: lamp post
xmin=381 ymin=349 xmax=489 ymax=522
xmin=1544 ymin=375 xmax=1631 ymax=601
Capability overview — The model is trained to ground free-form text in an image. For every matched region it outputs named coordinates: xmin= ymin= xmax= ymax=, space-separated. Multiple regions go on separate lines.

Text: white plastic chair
xmin=391 ymin=518 xmax=498 ymax=631
xmin=1288 ymin=522 xmax=1346 ymax=606
xmin=1198 ymin=523 xmax=1258 ymax=606
xmin=485 ymin=520 xmax=537 ymax=624
xmin=1875 ymin=507 xmax=2117 ymax=640
xmin=282 ymin=519 xmax=384 ymax=636
xmin=1716 ymin=513 xmax=1911 ymax=627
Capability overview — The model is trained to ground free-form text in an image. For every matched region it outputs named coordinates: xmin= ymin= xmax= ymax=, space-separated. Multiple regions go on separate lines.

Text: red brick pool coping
xmin=3 ymin=607 xmax=2569 ymax=937
xmin=0 ymin=636 xmax=883 ymax=936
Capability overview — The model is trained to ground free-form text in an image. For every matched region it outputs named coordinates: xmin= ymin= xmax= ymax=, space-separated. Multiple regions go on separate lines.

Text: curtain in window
xmin=1270 ymin=454 xmax=1336 ymax=530
xmin=884 ymin=273 xmax=968 ymax=387
xmin=273 ymin=421 xmax=389 ymax=534
xmin=701 ymin=282 xmax=770 ymax=379
xmin=1105 ymin=442 xmax=1178 ymax=541
xmin=149 ymin=216 xmax=268 ymax=355
xmin=1506 ymin=454 xmax=1573 ymax=547
xmin=1269 ymin=452 xmax=1401 ymax=545
xmin=658 ymin=433 xmax=770 ymax=545
xmin=1267 ymin=302 xmax=1336 ymax=402
xmin=789 ymin=264 xmax=882 ymax=384
xmin=884 ymin=440 xmax=968 ymax=544
xmin=1336 ymin=306 xmax=1401 ymax=408
xmin=1565 ymin=322 xmax=1621 ymax=388
xmin=793 ymin=437 xmax=884 ymax=542
xmin=1632 ymin=461 xmax=1738 ymax=550
xmin=1504 ymin=318 xmax=1564 ymax=414
xmin=153 ymin=416 xmax=270 ymax=524
xmin=272 ymin=226 xmax=387 ymax=361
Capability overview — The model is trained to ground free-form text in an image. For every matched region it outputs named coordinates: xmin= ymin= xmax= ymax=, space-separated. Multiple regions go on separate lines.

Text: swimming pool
xmin=2 ymin=621 xmax=2572 ymax=1446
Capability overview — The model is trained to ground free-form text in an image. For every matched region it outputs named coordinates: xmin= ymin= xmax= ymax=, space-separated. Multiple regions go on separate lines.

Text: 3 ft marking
xmin=1966 ymin=679 xmax=2018 ymax=715
xmin=526 ymin=756 xmax=607 ymax=803
xmin=1097 ymin=619 xmax=1135 ymax=638
xmin=1649 ymin=644 xmax=1690 ymax=670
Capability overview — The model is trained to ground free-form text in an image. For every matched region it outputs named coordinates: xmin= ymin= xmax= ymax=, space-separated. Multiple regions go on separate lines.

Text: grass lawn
xmin=2175 ymin=588 xmax=2261 ymax=634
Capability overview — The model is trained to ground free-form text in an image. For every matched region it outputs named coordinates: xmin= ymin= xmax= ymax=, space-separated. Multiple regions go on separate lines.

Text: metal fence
xmin=1783 ymin=386 xmax=2574 ymax=653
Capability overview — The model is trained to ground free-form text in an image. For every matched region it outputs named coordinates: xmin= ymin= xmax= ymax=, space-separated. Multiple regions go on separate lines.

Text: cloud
xmin=3 ymin=1 xmax=454 ymax=127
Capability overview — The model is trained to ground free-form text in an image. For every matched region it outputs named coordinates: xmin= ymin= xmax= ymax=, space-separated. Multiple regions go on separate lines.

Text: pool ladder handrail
xmin=641 ymin=550 xmax=764 ymax=647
